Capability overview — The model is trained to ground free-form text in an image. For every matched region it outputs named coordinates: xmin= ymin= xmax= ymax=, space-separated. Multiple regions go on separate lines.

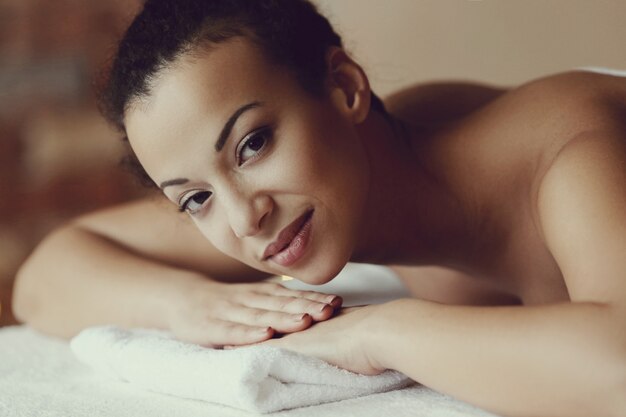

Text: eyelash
xmin=236 ymin=126 xmax=272 ymax=166
xmin=178 ymin=190 xmax=211 ymax=214
xmin=177 ymin=127 xmax=272 ymax=214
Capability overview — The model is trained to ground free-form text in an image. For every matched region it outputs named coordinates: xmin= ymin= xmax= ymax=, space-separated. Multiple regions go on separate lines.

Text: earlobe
xmin=326 ymin=48 xmax=371 ymax=124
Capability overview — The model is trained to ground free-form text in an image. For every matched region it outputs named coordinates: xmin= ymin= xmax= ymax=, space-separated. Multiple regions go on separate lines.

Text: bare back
xmin=387 ymin=70 xmax=626 ymax=305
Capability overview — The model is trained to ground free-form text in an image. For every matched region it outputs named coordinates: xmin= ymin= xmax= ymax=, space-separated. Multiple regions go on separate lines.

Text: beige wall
xmin=314 ymin=0 xmax=626 ymax=95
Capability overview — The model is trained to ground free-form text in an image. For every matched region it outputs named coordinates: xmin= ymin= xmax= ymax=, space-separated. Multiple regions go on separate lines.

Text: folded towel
xmin=70 ymin=326 xmax=412 ymax=413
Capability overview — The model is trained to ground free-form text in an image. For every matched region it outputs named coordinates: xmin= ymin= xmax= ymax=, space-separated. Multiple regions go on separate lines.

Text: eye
xmin=179 ymin=191 xmax=212 ymax=214
xmin=237 ymin=127 xmax=271 ymax=165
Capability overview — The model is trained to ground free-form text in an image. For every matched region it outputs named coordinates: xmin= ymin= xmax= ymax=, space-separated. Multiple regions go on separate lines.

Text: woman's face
xmin=125 ymin=38 xmax=371 ymax=284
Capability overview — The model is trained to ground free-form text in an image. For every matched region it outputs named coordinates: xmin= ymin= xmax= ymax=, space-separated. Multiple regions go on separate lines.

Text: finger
xmin=256 ymin=283 xmax=343 ymax=307
xmin=178 ymin=319 xmax=274 ymax=348
xmin=223 ymin=306 xmax=314 ymax=334
xmin=327 ymin=295 xmax=343 ymax=309
xmin=238 ymin=292 xmax=336 ymax=322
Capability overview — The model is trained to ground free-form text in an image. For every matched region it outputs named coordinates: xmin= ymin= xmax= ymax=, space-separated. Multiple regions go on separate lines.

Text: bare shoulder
xmin=534 ymin=129 xmax=626 ymax=304
xmin=523 ymin=71 xmax=626 ymax=304
xmin=74 ymin=197 xmax=269 ymax=282
xmin=465 ymin=70 xmax=626 ymax=179
xmin=513 ymin=69 xmax=626 ymax=99
xmin=516 ymin=70 xmax=626 ymax=196
xmin=496 ymin=70 xmax=626 ymax=131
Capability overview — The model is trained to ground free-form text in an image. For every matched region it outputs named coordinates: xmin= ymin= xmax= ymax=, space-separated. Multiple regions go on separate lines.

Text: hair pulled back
xmin=99 ymin=0 xmax=386 ymax=185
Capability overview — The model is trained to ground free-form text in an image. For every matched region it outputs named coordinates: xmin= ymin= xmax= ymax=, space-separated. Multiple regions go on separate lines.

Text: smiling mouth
xmin=263 ymin=209 xmax=314 ymax=266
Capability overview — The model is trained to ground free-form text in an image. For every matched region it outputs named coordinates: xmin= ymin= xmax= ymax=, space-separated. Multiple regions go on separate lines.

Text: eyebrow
xmin=159 ymin=178 xmax=189 ymax=189
xmin=159 ymin=101 xmax=263 ymax=190
xmin=215 ymin=101 xmax=263 ymax=152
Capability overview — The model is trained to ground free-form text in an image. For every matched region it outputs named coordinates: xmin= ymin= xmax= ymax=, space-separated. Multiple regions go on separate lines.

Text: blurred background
xmin=1 ymin=0 xmax=625 ymax=326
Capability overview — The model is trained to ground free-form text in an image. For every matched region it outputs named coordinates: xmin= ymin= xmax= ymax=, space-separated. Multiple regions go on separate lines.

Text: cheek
xmin=305 ymin=127 xmax=369 ymax=212
xmin=276 ymin=115 xmax=368 ymax=195
xmin=192 ymin=213 xmax=238 ymax=256
xmin=191 ymin=209 xmax=272 ymax=272
xmin=283 ymin=118 xmax=370 ymax=261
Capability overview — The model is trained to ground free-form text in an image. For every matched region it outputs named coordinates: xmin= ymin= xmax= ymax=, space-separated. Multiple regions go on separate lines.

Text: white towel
xmin=70 ymin=326 xmax=412 ymax=414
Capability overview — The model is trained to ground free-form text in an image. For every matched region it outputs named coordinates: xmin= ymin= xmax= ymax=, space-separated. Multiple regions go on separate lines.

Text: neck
xmin=350 ymin=111 xmax=481 ymax=271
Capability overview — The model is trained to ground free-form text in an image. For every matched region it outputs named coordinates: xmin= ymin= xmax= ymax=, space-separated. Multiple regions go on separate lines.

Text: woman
xmin=13 ymin=1 xmax=626 ymax=416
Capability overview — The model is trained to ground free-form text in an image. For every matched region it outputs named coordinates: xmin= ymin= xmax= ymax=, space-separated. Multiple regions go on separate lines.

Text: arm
xmin=372 ymin=300 xmax=624 ymax=417
xmin=13 ymin=198 xmax=341 ymax=344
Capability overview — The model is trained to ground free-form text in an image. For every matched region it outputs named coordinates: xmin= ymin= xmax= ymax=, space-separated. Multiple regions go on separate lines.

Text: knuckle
xmin=219 ymin=321 xmax=239 ymax=333
xmin=209 ymin=297 xmax=234 ymax=310
xmin=307 ymin=301 xmax=325 ymax=311
xmin=292 ymin=290 xmax=308 ymax=298
xmin=276 ymin=296 xmax=298 ymax=310
xmin=219 ymin=320 xmax=248 ymax=337
xmin=263 ymin=282 xmax=284 ymax=292
xmin=251 ymin=308 xmax=269 ymax=321
xmin=306 ymin=291 xmax=330 ymax=302
xmin=229 ymin=291 xmax=251 ymax=304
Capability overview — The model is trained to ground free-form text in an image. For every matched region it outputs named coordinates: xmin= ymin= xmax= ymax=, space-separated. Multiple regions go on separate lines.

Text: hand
xmin=257 ymin=305 xmax=386 ymax=376
xmin=167 ymin=280 xmax=342 ymax=348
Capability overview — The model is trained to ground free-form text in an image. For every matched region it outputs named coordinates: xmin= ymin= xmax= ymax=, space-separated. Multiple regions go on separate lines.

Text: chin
xmin=291 ymin=246 xmax=350 ymax=285
xmin=295 ymin=271 xmax=340 ymax=286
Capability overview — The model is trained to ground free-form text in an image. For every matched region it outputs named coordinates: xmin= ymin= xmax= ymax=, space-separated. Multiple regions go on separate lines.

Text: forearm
xmin=371 ymin=299 xmax=626 ymax=417
xmin=13 ymin=225 xmax=214 ymax=338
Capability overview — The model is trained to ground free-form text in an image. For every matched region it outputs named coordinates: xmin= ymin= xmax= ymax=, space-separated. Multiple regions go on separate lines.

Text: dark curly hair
xmin=99 ymin=0 xmax=388 ymax=187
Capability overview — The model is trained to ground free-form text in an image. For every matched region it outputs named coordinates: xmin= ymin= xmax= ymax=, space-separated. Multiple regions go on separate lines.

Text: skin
xmin=14 ymin=36 xmax=626 ymax=417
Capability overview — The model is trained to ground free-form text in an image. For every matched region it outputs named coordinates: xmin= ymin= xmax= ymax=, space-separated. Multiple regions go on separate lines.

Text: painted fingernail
xmin=318 ymin=304 xmax=332 ymax=313
xmin=327 ymin=296 xmax=342 ymax=306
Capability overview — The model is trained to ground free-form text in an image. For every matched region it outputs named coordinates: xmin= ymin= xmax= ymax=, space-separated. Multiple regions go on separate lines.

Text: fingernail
xmin=326 ymin=296 xmax=338 ymax=304
xmin=327 ymin=296 xmax=343 ymax=306
xmin=293 ymin=313 xmax=309 ymax=321
xmin=318 ymin=304 xmax=332 ymax=313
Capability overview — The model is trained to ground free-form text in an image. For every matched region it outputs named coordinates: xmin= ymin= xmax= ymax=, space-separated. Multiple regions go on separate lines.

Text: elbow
xmin=12 ymin=253 xmax=41 ymax=325
xmin=11 ymin=225 xmax=71 ymax=325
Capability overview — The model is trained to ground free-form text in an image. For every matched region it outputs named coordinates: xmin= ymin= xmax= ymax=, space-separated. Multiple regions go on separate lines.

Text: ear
xmin=326 ymin=47 xmax=371 ymax=124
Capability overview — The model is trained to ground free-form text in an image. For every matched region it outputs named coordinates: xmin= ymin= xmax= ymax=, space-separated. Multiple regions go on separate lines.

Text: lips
xmin=263 ymin=209 xmax=314 ymax=261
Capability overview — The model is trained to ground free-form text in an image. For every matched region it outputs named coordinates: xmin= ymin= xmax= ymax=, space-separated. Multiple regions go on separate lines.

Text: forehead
xmin=124 ymin=38 xmax=300 ymax=181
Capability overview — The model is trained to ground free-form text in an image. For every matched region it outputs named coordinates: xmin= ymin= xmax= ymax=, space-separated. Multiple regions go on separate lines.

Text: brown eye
xmin=180 ymin=191 xmax=212 ymax=214
xmin=238 ymin=128 xmax=271 ymax=165
xmin=247 ymin=136 xmax=265 ymax=151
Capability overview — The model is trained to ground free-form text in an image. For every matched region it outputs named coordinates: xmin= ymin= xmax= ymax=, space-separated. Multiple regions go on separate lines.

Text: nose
xmin=225 ymin=192 xmax=273 ymax=239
